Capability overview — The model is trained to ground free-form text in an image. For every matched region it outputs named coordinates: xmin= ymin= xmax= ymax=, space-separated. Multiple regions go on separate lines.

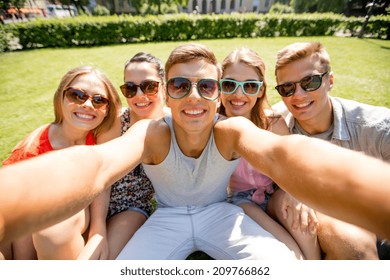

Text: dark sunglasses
xmin=220 ymin=79 xmax=263 ymax=96
xmin=64 ymin=87 xmax=109 ymax=109
xmin=275 ymin=72 xmax=328 ymax=97
xmin=120 ymin=80 xmax=160 ymax=98
xmin=166 ymin=77 xmax=220 ymax=101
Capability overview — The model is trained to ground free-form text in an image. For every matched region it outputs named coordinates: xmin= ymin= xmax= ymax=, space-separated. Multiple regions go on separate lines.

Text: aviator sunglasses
xmin=120 ymin=80 xmax=160 ymax=98
xmin=275 ymin=71 xmax=328 ymax=97
xmin=166 ymin=77 xmax=220 ymax=101
xmin=64 ymin=87 xmax=109 ymax=109
xmin=220 ymin=79 xmax=263 ymax=96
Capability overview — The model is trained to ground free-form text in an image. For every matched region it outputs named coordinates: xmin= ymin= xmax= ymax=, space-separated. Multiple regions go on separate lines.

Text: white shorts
xmin=116 ymin=202 xmax=296 ymax=260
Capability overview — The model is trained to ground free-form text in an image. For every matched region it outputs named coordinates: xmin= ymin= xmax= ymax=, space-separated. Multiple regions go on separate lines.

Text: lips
xmin=74 ymin=112 xmax=96 ymax=120
xmin=230 ymin=100 xmax=245 ymax=106
xmin=293 ymin=101 xmax=313 ymax=110
xmin=135 ymin=101 xmax=151 ymax=108
xmin=183 ymin=108 xmax=205 ymax=116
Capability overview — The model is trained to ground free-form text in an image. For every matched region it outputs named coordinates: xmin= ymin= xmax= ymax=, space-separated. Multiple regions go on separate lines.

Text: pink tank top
xmin=229 ymin=158 xmax=274 ymax=205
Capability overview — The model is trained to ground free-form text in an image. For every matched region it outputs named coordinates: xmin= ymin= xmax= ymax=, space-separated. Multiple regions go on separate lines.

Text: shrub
xmin=269 ymin=3 xmax=294 ymax=14
xmin=92 ymin=5 xmax=110 ymax=16
xmin=1 ymin=13 xmax=388 ymax=52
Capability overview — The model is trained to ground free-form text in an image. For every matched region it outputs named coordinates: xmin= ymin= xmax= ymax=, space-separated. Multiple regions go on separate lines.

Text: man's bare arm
xmin=227 ymin=117 xmax=390 ymax=239
xmin=0 ymin=119 xmax=151 ymax=243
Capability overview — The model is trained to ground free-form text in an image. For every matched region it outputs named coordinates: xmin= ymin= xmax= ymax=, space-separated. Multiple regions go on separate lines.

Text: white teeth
xmin=231 ymin=101 xmax=245 ymax=106
xmin=295 ymin=102 xmax=311 ymax=108
xmin=136 ymin=102 xmax=150 ymax=107
xmin=75 ymin=113 xmax=94 ymax=119
xmin=184 ymin=109 xmax=203 ymax=115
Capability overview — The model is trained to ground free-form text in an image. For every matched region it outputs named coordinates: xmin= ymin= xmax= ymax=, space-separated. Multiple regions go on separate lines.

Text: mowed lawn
xmin=0 ymin=36 xmax=389 ymax=163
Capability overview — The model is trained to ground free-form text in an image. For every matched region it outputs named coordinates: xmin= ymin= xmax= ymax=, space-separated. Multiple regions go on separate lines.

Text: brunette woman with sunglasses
xmin=219 ymin=47 xmax=320 ymax=260
xmin=0 ymin=66 xmax=122 ymax=260
xmin=272 ymin=42 xmax=390 ymax=260
xmin=91 ymin=52 xmax=169 ymax=260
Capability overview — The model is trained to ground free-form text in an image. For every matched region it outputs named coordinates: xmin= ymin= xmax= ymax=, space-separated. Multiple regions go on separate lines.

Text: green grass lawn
xmin=0 ymin=37 xmax=389 ymax=163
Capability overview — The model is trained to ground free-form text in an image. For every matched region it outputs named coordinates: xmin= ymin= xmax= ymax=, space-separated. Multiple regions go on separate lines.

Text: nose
xmin=82 ymin=98 xmax=94 ymax=108
xmin=187 ymin=83 xmax=201 ymax=100
xmin=135 ymin=86 xmax=144 ymax=97
xmin=233 ymin=85 xmax=245 ymax=97
xmin=292 ymin=83 xmax=307 ymax=98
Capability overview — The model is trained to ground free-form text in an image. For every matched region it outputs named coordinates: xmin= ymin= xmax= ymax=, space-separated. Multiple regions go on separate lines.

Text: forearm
xmin=0 ymin=120 xmax=148 ymax=243
xmin=0 ymin=146 xmax=107 ymax=243
xmin=236 ymin=120 xmax=390 ymax=239
xmin=265 ymin=135 xmax=390 ymax=239
xmin=89 ymin=189 xmax=111 ymax=238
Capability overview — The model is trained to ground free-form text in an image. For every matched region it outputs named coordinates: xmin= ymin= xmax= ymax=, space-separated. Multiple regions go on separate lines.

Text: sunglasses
xmin=166 ymin=77 xmax=220 ymax=101
xmin=220 ymin=79 xmax=263 ymax=96
xmin=120 ymin=80 xmax=160 ymax=98
xmin=64 ymin=87 xmax=109 ymax=109
xmin=275 ymin=72 xmax=328 ymax=97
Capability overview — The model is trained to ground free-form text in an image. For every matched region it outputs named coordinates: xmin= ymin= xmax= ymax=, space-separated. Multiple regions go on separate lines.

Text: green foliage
xmin=0 ymin=25 xmax=9 ymax=52
xmin=317 ymin=0 xmax=346 ymax=13
xmin=92 ymin=4 xmax=111 ymax=16
xmin=269 ymin=3 xmax=294 ymax=14
xmin=1 ymin=13 xmax=389 ymax=52
xmin=290 ymin=0 xmax=349 ymax=14
xmin=1 ymin=37 xmax=389 ymax=163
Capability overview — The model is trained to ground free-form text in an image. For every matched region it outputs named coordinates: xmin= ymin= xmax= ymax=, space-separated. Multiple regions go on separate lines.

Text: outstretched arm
xmin=223 ymin=117 xmax=390 ymax=239
xmin=0 ymin=119 xmax=151 ymax=244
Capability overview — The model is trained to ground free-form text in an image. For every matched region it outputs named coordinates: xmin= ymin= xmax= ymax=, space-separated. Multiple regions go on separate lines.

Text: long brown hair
xmin=220 ymin=47 xmax=272 ymax=129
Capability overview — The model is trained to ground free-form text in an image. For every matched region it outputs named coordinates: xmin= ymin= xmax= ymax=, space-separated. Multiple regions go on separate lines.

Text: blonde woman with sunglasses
xmin=92 ymin=52 xmax=168 ymax=260
xmin=0 ymin=66 xmax=122 ymax=260
xmin=219 ymin=47 xmax=320 ymax=260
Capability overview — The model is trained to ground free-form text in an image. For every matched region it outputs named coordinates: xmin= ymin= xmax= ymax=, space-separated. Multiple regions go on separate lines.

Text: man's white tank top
xmin=143 ymin=114 xmax=240 ymax=207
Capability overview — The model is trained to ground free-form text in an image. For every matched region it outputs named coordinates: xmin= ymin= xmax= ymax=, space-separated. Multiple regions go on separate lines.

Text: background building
xmin=187 ymin=0 xmax=275 ymax=14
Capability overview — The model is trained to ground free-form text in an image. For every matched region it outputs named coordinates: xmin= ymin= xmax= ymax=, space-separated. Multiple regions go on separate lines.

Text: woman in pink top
xmin=0 ymin=66 xmax=121 ymax=260
xmin=220 ymin=48 xmax=320 ymax=259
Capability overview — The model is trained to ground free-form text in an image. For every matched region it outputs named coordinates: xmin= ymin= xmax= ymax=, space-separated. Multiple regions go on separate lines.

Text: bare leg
xmin=267 ymin=190 xmax=321 ymax=260
xmin=33 ymin=208 xmax=89 ymax=259
xmin=239 ymin=203 xmax=304 ymax=260
xmin=0 ymin=241 xmax=12 ymax=260
xmin=316 ymin=212 xmax=378 ymax=260
xmin=12 ymin=235 xmax=37 ymax=259
xmin=106 ymin=210 xmax=146 ymax=260
xmin=1 ymin=235 xmax=37 ymax=260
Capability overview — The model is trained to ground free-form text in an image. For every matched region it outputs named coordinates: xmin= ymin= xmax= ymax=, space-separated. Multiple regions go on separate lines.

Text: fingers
xmin=308 ymin=209 xmax=319 ymax=235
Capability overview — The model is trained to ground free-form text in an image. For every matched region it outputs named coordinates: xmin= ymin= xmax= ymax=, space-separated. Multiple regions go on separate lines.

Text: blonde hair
xmin=53 ymin=66 xmax=122 ymax=138
xmin=165 ymin=43 xmax=221 ymax=79
xmin=275 ymin=42 xmax=331 ymax=80
xmin=220 ymin=47 xmax=272 ymax=129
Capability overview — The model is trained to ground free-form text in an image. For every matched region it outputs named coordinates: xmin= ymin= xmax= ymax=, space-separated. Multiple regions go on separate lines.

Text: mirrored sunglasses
xmin=120 ymin=80 xmax=160 ymax=98
xmin=166 ymin=77 xmax=220 ymax=101
xmin=64 ymin=87 xmax=109 ymax=109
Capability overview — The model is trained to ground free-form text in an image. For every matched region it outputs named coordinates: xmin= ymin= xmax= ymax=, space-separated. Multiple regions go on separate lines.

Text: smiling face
xmin=165 ymin=59 xmax=220 ymax=136
xmin=277 ymin=55 xmax=334 ymax=134
xmin=124 ymin=61 xmax=165 ymax=121
xmin=221 ymin=62 xmax=263 ymax=120
xmin=61 ymin=73 xmax=109 ymax=133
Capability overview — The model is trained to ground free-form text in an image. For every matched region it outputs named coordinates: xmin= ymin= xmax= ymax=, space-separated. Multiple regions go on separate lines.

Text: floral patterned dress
xmin=107 ymin=108 xmax=154 ymax=219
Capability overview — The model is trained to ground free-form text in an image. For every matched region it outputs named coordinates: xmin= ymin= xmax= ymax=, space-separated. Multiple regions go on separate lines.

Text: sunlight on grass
xmin=0 ymin=37 xmax=389 ymax=163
